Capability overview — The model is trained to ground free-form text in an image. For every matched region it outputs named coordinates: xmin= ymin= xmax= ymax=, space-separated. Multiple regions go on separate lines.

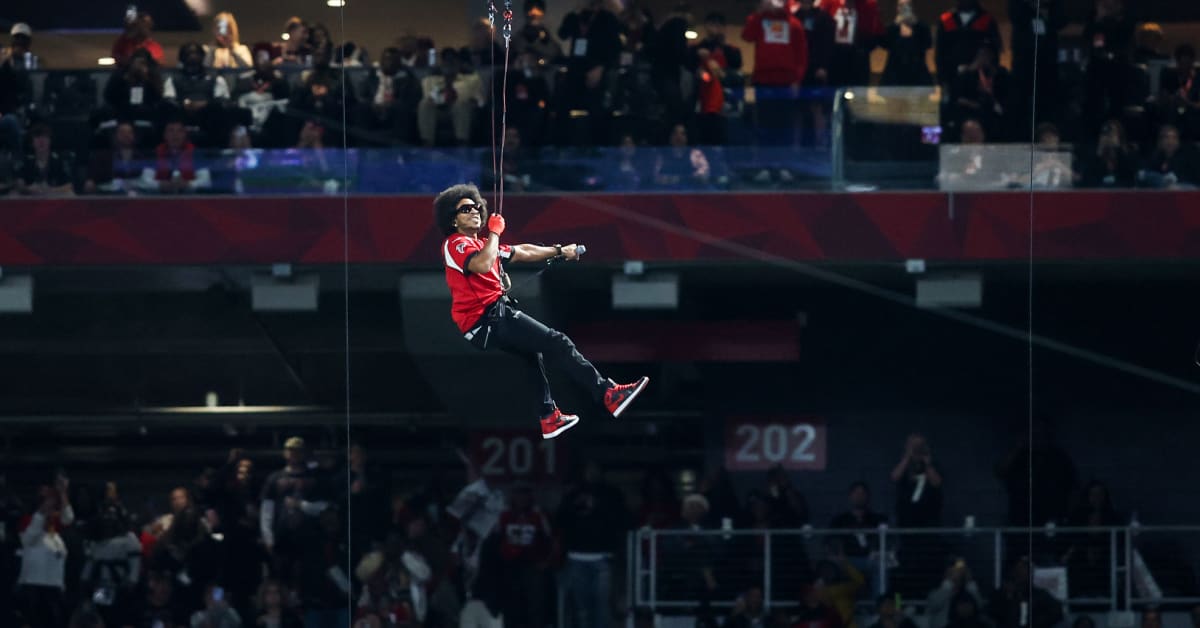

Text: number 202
xmin=734 ymin=423 xmax=816 ymax=464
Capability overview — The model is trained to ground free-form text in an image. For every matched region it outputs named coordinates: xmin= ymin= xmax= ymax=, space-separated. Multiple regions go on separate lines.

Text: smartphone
xmin=212 ymin=586 xmax=224 ymax=602
xmin=217 ymin=19 xmax=229 ymax=36
xmin=125 ymin=5 xmax=138 ymax=24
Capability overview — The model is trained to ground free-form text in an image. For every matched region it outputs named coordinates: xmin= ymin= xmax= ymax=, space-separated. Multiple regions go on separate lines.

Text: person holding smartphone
xmin=206 ymin=12 xmax=253 ymax=69
xmin=112 ymin=8 xmax=164 ymax=66
xmin=15 ymin=473 xmax=73 ymax=628
xmin=927 ymin=558 xmax=984 ymax=628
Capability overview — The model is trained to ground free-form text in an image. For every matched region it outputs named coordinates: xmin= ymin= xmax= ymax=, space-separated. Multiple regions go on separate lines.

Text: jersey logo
xmin=763 ymin=19 xmax=791 ymax=44
xmin=456 ymin=242 xmax=467 ymax=254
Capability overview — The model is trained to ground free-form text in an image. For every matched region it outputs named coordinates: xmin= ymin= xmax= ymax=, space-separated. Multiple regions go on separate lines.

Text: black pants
xmin=16 ymin=584 xmax=65 ymax=628
xmin=500 ymin=561 xmax=549 ymax=628
xmin=469 ymin=298 xmax=608 ymax=419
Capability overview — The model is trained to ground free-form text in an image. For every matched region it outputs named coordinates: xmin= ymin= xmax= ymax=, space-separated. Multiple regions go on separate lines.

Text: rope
xmin=335 ymin=2 xmax=353 ymax=626
xmin=1027 ymin=0 xmax=1044 ymax=576
xmin=488 ymin=0 xmax=499 ymax=214
xmin=495 ymin=0 xmax=515 ymax=216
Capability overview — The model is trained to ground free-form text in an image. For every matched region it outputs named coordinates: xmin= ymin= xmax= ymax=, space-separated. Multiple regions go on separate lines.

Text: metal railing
xmin=628 ymin=524 xmax=1200 ymax=612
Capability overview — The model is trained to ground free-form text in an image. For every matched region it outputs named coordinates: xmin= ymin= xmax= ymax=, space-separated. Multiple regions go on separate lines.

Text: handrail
xmin=634 ymin=524 xmax=1200 ymax=535
xmin=628 ymin=524 xmax=1200 ymax=614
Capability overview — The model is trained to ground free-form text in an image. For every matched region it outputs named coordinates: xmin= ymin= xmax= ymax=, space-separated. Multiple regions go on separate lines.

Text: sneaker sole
xmin=542 ymin=415 xmax=580 ymax=439
xmin=610 ymin=376 xmax=649 ymax=418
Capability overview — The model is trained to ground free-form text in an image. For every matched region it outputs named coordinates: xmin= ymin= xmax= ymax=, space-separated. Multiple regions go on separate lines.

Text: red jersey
xmin=820 ymin=0 xmax=883 ymax=47
xmin=697 ymin=47 xmax=729 ymax=114
xmin=443 ymin=233 xmax=513 ymax=333
xmin=939 ymin=9 xmax=996 ymax=34
xmin=497 ymin=507 xmax=552 ymax=562
xmin=111 ymin=35 xmax=165 ymax=66
xmin=742 ymin=9 xmax=809 ymax=86
xmin=155 ymin=142 xmax=197 ymax=181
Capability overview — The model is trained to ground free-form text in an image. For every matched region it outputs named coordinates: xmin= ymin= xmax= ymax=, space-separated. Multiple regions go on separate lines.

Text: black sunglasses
xmin=457 ymin=203 xmax=481 ymax=214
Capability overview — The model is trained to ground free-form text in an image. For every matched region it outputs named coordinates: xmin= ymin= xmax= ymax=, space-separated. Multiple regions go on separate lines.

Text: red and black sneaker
xmin=540 ymin=408 xmax=580 ymax=439
xmin=603 ymin=376 xmax=650 ymax=418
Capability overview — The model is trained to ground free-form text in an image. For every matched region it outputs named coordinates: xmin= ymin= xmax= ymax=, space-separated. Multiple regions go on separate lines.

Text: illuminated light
xmin=281 ymin=32 xmax=290 ymax=41
xmin=145 ymin=405 xmax=323 ymax=414
xmin=685 ymin=30 xmax=698 ymax=40
xmin=844 ymin=91 xmax=856 ymax=101
xmin=326 ymin=0 xmax=346 ymax=6
xmin=98 ymin=57 xmax=116 ymax=66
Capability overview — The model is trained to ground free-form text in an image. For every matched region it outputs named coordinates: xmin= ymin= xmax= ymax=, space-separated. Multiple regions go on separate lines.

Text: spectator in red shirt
xmin=694 ymin=61 xmax=725 ymax=137
xmin=693 ymin=12 xmax=742 ymax=145
xmin=497 ymin=484 xmax=552 ymax=628
xmin=742 ymin=0 xmax=808 ymax=89
xmin=140 ymin=118 xmax=212 ymax=194
xmin=820 ymin=0 xmax=882 ymax=87
xmin=111 ymin=11 xmax=164 ymax=67
xmin=935 ymin=0 xmax=1001 ymax=87
xmin=742 ymin=0 xmax=808 ymax=148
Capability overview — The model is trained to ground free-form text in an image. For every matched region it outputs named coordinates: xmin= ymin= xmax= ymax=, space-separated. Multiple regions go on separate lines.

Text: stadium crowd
xmin=0 ymin=0 xmax=1199 ymax=194
xmin=0 ymin=427 xmax=1192 ymax=628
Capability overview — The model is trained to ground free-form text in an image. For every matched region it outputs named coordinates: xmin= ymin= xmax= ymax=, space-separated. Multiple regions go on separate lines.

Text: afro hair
xmin=433 ymin=183 xmax=488 ymax=236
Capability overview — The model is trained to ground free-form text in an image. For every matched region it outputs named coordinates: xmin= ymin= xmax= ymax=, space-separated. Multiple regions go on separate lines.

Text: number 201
xmin=481 ymin=436 xmax=556 ymax=476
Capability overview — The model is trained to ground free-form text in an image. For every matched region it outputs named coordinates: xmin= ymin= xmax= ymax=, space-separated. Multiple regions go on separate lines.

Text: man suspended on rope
xmin=435 ymin=183 xmax=649 ymax=439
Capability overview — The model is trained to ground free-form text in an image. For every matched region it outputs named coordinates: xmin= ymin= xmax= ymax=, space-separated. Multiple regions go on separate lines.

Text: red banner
xmin=724 ymin=417 xmax=828 ymax=471
xmin=1 ymin=191 xmax=1198 ymax=265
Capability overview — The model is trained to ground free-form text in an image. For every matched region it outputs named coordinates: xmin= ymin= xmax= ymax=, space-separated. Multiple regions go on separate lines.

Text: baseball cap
xmin=11 ymin=23 xmax=33 ymax=38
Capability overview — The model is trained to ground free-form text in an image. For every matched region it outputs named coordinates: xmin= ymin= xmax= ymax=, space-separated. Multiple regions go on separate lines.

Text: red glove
xmin=487 ymin=213 xmax=506 ymax=236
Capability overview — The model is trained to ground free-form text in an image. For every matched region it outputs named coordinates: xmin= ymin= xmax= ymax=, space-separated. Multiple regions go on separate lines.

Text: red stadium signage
xmin=724 ymin=417 xmax=827 ymax=471
xmin=469 ymin=431 xmax=566 ymax=481
xmin=3 ymin=192 xmax=1200 ymax=266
